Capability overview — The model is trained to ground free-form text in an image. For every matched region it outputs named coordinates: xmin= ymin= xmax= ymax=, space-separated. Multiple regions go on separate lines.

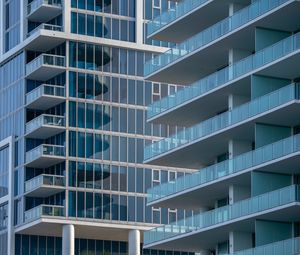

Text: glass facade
xmin=0 ymin=203 xmax=8 ymax=255
xmin=16 ymin=234 xmax=194 ymax=255
xmin=4 ymin=0 xmax=21 ymax=52
xmin=143 ymin=0 xmax=177 ymax=47
xmin=0 ymin=146 xmax=9 ymax=198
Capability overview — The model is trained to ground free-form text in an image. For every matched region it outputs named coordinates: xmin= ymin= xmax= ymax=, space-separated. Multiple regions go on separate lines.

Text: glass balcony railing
xmin=24 ymin=204 xmax=64 ymax=223
xmin=26 ymin=114 xmax=65 ymax=134
xmin=147 ymin=0 xmax=210 ymax=37
xmin=27 ymin=23 xmax=63 ymax=37
xmin=147 ymin=133 xmax=300 ymax=204
xmin=27 ymin=0 xmax=62 ymax=16
xmin=227 ymin=237 xmax=300 ymax=255
xmin=26 ymin=54 xmax=65 ymax=76
xmin=25 ymin=174 xmax=65 ymax=193
xmin=145 ymin=185 xmax=300 ymax=245
xmin=145 ymin=0 xmax=291 ymax=77
xmin=26 ymin=84 xmax=65 ymax=106
xmin=147 ymin=25 xmax=300 ymax=121
xmin=145 ymin=83 xmax=300 ymax=161
xmin=26 ymin=144 xmax=65 ymax=164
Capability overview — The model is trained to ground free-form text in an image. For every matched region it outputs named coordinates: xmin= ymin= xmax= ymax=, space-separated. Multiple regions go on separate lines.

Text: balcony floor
xmin=26 ymin=125 xmax=65 ymax=139
xmin=149 ymin=152 xmax=300 ymax=209
xmin=26 ymin=29 xmax=65 ymax=52
xmin=26 ymin=156 xmax=65 ymax=168
xmin=15 ymin=219 xmax=156 ymax=243
xmin=26 ymin=95 xmax=65 ymax=110
xmin=25 ymin=185 xmax=65 ymax=198
xmin=146 ymin=102 xmax=300 ymax=169
xmin=26 ymin=65 xmax=65 ymax=81
xmin=146 ymin=1 xmax=300 ymax=84
xmin=27 ymin=5 xmax=62 ymax=23
xmin=149 ymin=0 xmax=252 ymax=43
xmin=144 ymin=203 xmax=300 ymax=252
xmin=149 ymin=39 xmax=300 ymax=126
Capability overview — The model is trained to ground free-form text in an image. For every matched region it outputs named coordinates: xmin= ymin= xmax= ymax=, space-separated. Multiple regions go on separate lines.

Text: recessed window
xmin=152 ymin=83 xmax=160 ymax=95
xmin=152 ymin=169 xmax=160 ymax=186
xmin=168 ymin=209 xmax=177 ymax=223
xmin=169 ymin=171 xmax=176 ymax=182
xmin=168 ymin=85 xmax=176 ymax=96
xmin=153 ymin=0 xmax=161 ymax=8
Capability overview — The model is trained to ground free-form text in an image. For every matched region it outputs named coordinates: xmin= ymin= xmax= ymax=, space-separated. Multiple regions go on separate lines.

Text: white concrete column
xmin=128 ymin=229 xmax=140 ymax=255
xmin=63 ymin=0 xmax=71 ymax=33
xmin=62 ymin=224 xmax=75 ymax=255
xmin=136 ymin=0 xmax=144 ymax=45
xmin=20 ymin=0 xmax=26 ymax=42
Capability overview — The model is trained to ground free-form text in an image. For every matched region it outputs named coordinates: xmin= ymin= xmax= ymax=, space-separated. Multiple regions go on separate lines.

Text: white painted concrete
xmin=128 ymin=229 xmax=140 ymax=255
xmin=62 ymin=224 xmax=75 ymax=255
xmin=136 ymin=0 xmax=144 ymax=45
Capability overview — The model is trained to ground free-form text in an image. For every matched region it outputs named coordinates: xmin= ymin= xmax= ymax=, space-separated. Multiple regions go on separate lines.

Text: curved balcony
xmin=26 ymin=54 xmax=65 ymax=81
xmin=147 ymin=134 xmax=300 ymax=208
xmin=27 ymin=0 xmax=62 ymax=23
xmin=25 ymin=174 xmax=65 ymax=197
xmin=147 ymin=0 xmax=236 ymax=42
xmin=145 ymin=0 xmax=299 ymax=83
xmin=144 ymin=185 xmax=300 ymax=250
xmin=145 ymin=83 xmax=300 ymax=166
xmin=147 ymin=31 xmax=300 ymax=124
xmin=25 ymin=114 xmax=65 ymax=139
xmin=26 ymin=84 xmax=65 ymax=110
xmin=25 ymin=144 xmax=65 ymax=168
xmin=24 ymin=205 xmax=64 ymax=223
xmin=94 ymin=77 xmax=109 ymax=97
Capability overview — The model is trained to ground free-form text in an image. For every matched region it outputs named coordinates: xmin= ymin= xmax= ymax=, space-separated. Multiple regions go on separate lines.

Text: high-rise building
xmin=144 ymin=0 xmax=300 ymax=254
xmin=0 ymin=1 xmax=196 ymax=254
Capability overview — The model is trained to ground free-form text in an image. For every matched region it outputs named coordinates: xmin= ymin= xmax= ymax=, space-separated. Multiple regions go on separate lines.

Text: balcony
xmin=27 ymin=0 xmax=62 ymax=23
xmin=25 ymin=114 xmax=65 ymax=139
xmin=26 ymin=54 xmax=65 ymax=81
xmin=25 ymin=174 xmax=65 ymax=197
xmin=145 ymin=83 xmax=300 ymax=167
xmin=145 ymin=0 xmax=300 ymax=83
xmin=144 ymin=185 xmax=300 ymax=250
xmin=226 ymin=237 xmax=300 ymax=255
xmin=26 ymin=24 xmax=65 ymax=52
xmin=147 ymin=134 xmax=300 ymax=208
xmin=147 ymin=0 xmax=237 ymax=42
xmin=147 ymin=31 xmax=300 ymax=124
xmin=27 ymin=24 xmax=62 ymax=38
xmin=25 ymin=144 xmax=65 ymax=168
xmin=26 ymin=84 xmax=65 ymax=110
xmin=24 ymin=205 xmax=64 ymax=223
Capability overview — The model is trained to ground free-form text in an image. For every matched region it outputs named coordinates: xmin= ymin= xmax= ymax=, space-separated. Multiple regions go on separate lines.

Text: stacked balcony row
xmin=22 ymin=3 xmax=67 ymax=224
xmin=145 ymin=0 xmax=298 ymax=81
xmin=144 ymin=0 xmax=300 ymax=254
